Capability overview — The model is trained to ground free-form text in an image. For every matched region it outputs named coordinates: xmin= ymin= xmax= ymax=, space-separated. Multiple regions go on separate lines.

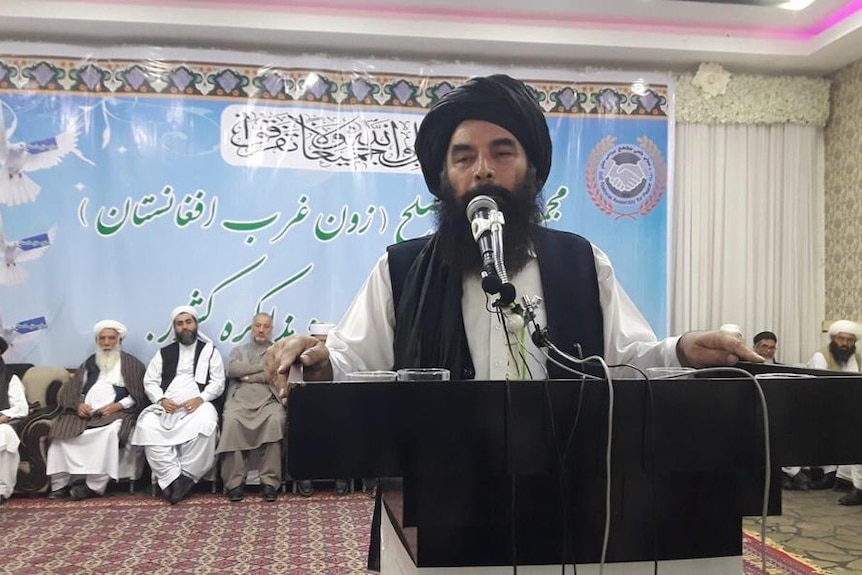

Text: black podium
xmin=286 ymin=372 xmax=862 ymax=568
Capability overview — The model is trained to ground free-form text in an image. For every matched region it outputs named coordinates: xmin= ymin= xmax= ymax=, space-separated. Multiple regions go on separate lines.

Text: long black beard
xmin=433 ymin=175 xmax=544 ymax=278
xmin=830 ymin=341 xmax=856 ymax=365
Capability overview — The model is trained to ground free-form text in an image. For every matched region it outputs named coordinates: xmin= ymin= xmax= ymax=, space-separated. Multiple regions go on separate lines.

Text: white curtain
xmin=672 ymin=123 xmax=825 ymax=366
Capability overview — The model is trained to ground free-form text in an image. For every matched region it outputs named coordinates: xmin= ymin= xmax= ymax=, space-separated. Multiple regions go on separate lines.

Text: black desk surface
xmin=287 ymin=373 xmax=862 ymax=566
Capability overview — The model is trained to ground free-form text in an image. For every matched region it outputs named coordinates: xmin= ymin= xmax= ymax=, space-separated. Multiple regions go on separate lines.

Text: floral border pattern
xmin=0 ymin=56 xmax=670 ymax=117
xmin=0 ymin=55 xmax=831 ymax=126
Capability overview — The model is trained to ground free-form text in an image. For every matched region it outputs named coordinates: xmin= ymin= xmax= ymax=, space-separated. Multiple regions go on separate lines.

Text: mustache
xmin=433 ymin=175 xmax=543 ymax=277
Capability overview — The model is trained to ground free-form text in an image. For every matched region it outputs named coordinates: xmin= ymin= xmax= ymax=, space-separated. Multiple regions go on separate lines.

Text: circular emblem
xmin=586 ymin=136 xmax=666 ymax=219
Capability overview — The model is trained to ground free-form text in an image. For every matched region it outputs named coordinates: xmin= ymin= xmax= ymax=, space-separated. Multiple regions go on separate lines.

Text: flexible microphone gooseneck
xmin=465 ymin=195 xmax=516 ymax=306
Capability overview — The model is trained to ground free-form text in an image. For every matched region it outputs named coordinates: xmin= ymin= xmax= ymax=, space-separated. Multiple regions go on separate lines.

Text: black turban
xmin=415 ymin=74 xmax=552 ymax=197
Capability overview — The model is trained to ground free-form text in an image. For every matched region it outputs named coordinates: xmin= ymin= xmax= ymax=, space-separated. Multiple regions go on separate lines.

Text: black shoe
xmin=839 ymin=487 xmax=862 ymax=506
xmin=364 ymin=478 xmax=379 ymax=498
xmin=835 ymin=477 xmax=853 ymax=492
xmin=261 ymin=484 xmax=278 ymax=502
xmin=47 ymin=486 xmax=69 ymax=500
xmin=810 ymin=471 xmax=836 ymax=490
xmin=782 ymin=471 xmax=809 ymax=491
xmin=227 ymin=486 xmax=244 ymax=502
xmin=70 ymin=484 xmax=98 ymax=501
xmin=169 ymin=475 xmax=196 ymax=505
xmin=160 ymin=482 xmax=173 ymax=502
xmin=334 ymin=479 xmax=350 ymax=496
xmin=296 ymin=480 xmax=313 ymax=497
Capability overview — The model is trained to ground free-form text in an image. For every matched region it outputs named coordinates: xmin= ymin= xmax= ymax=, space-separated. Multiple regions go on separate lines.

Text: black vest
xmin=159 ymin=340 xmax=210 ymax=392
xmin=388 ymin=226 xmax=604 ymax=380
xmin=0 ymin=360 xmax=10 ymax=412
xmin=82 ymin=355 xmax=130 ymax=403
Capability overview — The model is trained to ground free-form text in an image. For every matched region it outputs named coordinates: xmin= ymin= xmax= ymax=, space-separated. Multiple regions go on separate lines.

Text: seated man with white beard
xmin=47 ymin=320 xmax=147 ymax=500
xmin=132 ymin=306 xmax=225 ymax=504
xmin=0 ymin=336 xmax=28 ymax=501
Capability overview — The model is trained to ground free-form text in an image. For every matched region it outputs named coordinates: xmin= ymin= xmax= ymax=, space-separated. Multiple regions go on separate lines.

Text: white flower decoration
xmin=692 ymin=62 xmax=732 ymax=99
xmin=674 ymin=71 xmax=830 ymax=126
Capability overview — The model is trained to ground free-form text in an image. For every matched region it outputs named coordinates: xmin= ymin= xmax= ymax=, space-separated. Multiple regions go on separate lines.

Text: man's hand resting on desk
xmin=676 ymin=330 xmax=765 ymax=368
xmin=264 ymin=335 xmax=333 ymax=388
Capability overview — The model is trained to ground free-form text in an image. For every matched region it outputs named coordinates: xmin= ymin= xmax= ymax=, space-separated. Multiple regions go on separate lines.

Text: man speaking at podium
xmin=266 ymin=74 xmax=761 ymax=383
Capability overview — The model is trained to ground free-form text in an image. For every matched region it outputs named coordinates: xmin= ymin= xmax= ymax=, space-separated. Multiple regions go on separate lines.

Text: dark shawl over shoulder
xmin=0 ymin=358 xmax=10 ymax=412
xmin=390 ymin=225 xmax=604 ymax=379
xmin=49 ymin=351 xmax=148 ymax=445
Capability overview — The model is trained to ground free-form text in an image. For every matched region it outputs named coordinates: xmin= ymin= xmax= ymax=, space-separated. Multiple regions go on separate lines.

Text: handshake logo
xmin=586 ymin=136 xmax=666 ymax=220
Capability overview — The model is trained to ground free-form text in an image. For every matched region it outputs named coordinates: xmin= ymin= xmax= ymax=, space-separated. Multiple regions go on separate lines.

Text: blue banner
xmin=0 ymin=52 xmax=672 ymax=366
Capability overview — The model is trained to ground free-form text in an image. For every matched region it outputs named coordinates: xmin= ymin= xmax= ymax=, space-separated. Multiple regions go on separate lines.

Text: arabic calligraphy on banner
xmin=222 ymin=105 xmax=420 ymax=171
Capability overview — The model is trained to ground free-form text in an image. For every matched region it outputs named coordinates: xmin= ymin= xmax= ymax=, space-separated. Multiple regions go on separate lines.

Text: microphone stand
xmin=472 ymin=209 xmax=515 ymax=307
xmin=489 ymin=218 xmax=515 ymax=306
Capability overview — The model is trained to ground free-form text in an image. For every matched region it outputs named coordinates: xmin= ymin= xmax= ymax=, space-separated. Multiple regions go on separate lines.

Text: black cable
xmin=606 ymin=362 xmax=659 ymax=575
xmin=531 ymin=340 xmax=614 ymax=571
xmin=543 ymin=371 xmax=586 ymax=575
xmin=642 ymin=372 xmax=660 ymax=575
xmin=505 ymin=377 xmax=518 ymax=575
xmin=494 ymin=302 xmax=519 ymax=575
xmin=531 ymin=324 xmax=613 ymax=574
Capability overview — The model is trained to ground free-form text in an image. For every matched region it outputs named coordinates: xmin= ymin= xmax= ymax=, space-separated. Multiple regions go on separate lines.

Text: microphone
xmin=465 ymin=195 xmax=515 ymax=305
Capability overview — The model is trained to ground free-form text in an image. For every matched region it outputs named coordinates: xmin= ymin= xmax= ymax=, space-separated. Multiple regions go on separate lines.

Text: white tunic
xmin=0 ymin=374 xmax=28 ymax=498
xmin=807 ymin=352 xmax=860 ymax=372
xmin=327 ymin=245 xmax=680 ymax=381
xmin=83 ymin=361 xmax=136 ymax=411
xmin=0 ymin=374 xmax=28 ymax=453
xmin=46 ymin=366 xmax=135 ymax=480
xmin=131 ymin=342 xmax=225 ymax=446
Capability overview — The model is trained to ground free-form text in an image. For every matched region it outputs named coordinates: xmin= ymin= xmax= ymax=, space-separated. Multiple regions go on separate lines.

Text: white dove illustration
xmin=0 ymin=311 xmax=48 ymax=360
xmin=0 ymin=211 xmax=57 ymax=284
xmin=0 ymin=104 xmax=95 ymax=206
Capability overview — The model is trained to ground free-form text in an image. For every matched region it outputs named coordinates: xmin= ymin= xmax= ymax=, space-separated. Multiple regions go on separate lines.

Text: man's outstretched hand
xmin=676 ymin=330 xmax=765 ymax=368
xmin=264 ymin=335 xmax=333 ymax=389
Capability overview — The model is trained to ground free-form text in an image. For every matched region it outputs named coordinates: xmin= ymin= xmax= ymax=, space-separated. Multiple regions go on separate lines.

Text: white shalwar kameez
xmin=0 ymin=374 xmax=29 ymax=499
xmin=131 ymin=342 xmax=224 ymax=489
xmin=327 ymin=247 xmax=680 ymax=381
xmin=46 ymin=361 xmax=136 ymax=494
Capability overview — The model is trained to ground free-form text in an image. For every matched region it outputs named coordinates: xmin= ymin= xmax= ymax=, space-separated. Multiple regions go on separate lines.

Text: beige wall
xmin=825 ymin=59 xmax=862 ymax=321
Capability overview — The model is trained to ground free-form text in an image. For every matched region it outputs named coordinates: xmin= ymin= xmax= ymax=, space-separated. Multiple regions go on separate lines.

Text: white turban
xmin=170 ymin=305 xmax=212 ymax=344
xmin=93 ymin=320 xmax=127 ymax=339
xmin=171 ymin=305 xmax=198 ymax=322
xmin=828 ymin=320 xmax=862 ymax=339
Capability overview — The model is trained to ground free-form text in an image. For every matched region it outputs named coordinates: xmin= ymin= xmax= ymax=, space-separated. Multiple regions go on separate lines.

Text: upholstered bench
xmin=11 ymin=366 xmax=69 ymax=494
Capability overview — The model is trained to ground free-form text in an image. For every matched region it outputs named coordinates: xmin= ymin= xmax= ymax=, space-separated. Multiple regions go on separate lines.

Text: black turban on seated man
xmin=414 ymin=74 xmax=553 ymax=197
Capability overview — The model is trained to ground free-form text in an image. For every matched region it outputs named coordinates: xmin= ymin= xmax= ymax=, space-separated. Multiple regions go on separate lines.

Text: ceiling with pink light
xmin=2 ymin=0 xmax=861 ymax=75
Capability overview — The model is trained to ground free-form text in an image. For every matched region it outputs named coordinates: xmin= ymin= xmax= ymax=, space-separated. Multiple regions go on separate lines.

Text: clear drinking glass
xmin=645 ymin=367 xmax=696 ymax=379
xmin=396 ymin=368 xmax=451 ymax=382
xmin=345 ymin=370 xmax=398 ymax=382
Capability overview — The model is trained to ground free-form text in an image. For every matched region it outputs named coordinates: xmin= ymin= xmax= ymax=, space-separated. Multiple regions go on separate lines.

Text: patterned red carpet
xmin=0 ymin=492 xmax=825 ymax=574
xmin=0 ymin=489 xmax=375 ymax=575
xmin=743 ymin=531 xmax=827 ymax=575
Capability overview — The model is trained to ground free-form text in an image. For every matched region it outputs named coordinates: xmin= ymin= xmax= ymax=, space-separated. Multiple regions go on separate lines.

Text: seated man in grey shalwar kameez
xmin=217 ymin=313 xmax=285 ymax=502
